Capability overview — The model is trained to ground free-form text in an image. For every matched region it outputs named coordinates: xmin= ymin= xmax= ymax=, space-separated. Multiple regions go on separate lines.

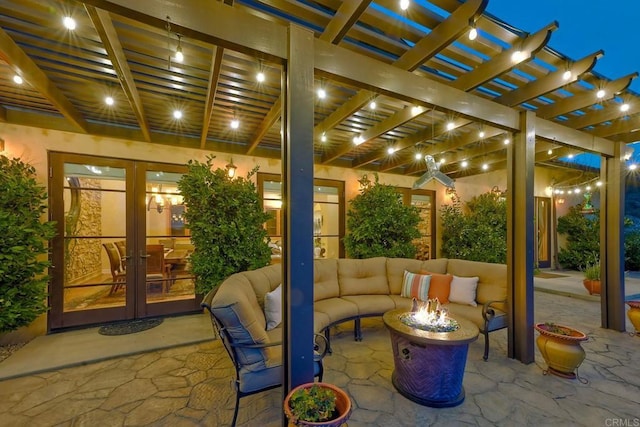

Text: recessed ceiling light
xmin=568 ymin=154 xmax=574 ymax=159
xmin=446 ymin=122 xmax=455 ymax=131
xmin=63 ymin=16 xmax=76 ymax=30
xmin=105 ymin=96 xmax=114 ymax=106
xmin=504 ymin=138 xmax=510 ymax=145
xmin=256 ymin=71 xmax=265 ymax=83
xmin=353 ymin=135 xmax=363 ymax=145
xmin=461 ymin=160 xmax=468 ymax=168
xmin=630 ymin=164 xmax=638 ymax=171
xmin=369 ymin=101 xmax=377 ymax=110
xmin=562 ymin=70 xmax=572 ymax=81
xmin=596 ymin=89 xmax=606 ymax=99
xmin=548 ymin=149 xmax=553 ymax=155
xmin=400 ymin=0 xmax=410 ymax=11
xmin=478 ymin=130 xmax=485 ymax=138
xmin=387 ymin=147 xmax=396 ymax=155
xmin=621 ymin=103 xmax=630 ymax=112
xmin=411 ymin=106 xmax=422 ymax=115
xmin=230 ymin=118 xmax=240 ymax=129
xmin=173 ymin=110 xmax=183 ymax=119
xmin=13 ymin=75 xmax=23 ymax=85
xmin=439 ymin=158 xmax=445 ymax=165
xmin=321 ymin=132 xmax=327 ymax=142
xmin=317 ymin=88 xmax=326 ymax=99
xmin=415 ymin=153 xmax=423 ymax=160
xmin=482 ymin=163 xmax=489 ymax=171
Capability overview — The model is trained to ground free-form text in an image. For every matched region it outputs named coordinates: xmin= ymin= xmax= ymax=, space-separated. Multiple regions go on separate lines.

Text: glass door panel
xmin=140 ymin=166 xmax=196 ymax=316
xmin=536 ymin=197 xmax=551 ymax=268
xmin=411 ymin=193 xmax=434 ymax=260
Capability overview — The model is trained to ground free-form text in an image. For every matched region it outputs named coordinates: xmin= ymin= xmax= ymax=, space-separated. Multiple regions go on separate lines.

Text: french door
xmin=48 ymin=153 xmax=199 ymax=330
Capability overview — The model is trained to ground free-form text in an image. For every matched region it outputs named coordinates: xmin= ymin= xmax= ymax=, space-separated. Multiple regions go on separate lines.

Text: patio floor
xmin=0 ymin=272 xmax=639 ymax=426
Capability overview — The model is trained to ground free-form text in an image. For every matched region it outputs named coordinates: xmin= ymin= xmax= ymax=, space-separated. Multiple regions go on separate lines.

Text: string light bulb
xmin=400 ymin=0 xmax=410 ymax=11
xmin=174 ymin=34 xmax=184 ymax=63
xmin=469 ymin=26 xmax=478 ymax=41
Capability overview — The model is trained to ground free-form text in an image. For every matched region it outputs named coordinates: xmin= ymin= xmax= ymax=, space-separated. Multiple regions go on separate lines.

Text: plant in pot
xmin=344 ymin=173 xmax=420 ymax=259
xmin=284 ymin=382 xmax=351 ymax=427
xmin=534 ymin=322 xmax=588 ymax=379
xmin=177 ymin=156 xmax=272 ymax=295
xmin=582 ymin=259 xmax=601 ymax=295
xmin=0 ymin=156 xmax=57 ymax=333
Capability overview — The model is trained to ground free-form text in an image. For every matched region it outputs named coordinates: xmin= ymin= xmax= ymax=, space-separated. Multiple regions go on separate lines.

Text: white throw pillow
xmin=449 ymin=276 xmax=479 ymax=307
xmin=264 ymin=284 xmax=282 ymax=330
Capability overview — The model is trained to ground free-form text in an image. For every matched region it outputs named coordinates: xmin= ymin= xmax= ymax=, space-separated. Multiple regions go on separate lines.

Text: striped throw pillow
xmin=401 ymin=270 xmax=432 ymax=301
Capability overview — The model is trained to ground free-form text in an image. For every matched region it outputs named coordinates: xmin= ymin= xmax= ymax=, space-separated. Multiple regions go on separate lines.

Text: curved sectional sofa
xmin=207 ymin=257 xmax=508 ymax=366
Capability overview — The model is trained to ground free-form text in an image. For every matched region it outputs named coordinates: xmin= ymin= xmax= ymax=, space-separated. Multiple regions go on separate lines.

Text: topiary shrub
xmin=0 ymin=156 xmax=57 ymax=333
xmin=178 ymin=156 xmax=272 ymax=295
xmin=556 ymin=205 xmax=599 ymax=270
xmin=344 ymin=174 xmax=420 ymax=259
xmin=440 ymin=191 xmax=507 ymax=263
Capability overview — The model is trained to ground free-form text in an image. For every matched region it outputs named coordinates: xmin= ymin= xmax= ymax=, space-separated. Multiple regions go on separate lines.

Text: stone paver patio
xmin=1 ymin=289 xmax=639 ymax=426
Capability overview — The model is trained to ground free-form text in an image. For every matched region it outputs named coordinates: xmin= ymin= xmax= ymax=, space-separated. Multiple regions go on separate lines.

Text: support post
xmin=507 ymin=110 xmax=536 ymax=363
xmin=282 ymin=24 xmax=315 ymax=394
xmin=600 ymin=142 xmax=626 ymax=330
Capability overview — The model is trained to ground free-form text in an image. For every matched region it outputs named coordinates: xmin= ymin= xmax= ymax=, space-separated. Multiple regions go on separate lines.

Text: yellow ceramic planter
xmin=534 ymin=323 xmax=588 ymax=379
xmin=627 ymin=301 xmax=640 ymax=336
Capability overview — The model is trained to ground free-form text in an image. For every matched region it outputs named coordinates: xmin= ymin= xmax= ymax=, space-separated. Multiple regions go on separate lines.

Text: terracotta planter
xmin=582 ymin=279 xmax=601 ymax=295
xmin=534 ymin=323 xmax=588 ymax=379
xmin=627 ymin=301 xmax=640 ymax=336
xmin=284 ymin=382 xmax=351 ymax=427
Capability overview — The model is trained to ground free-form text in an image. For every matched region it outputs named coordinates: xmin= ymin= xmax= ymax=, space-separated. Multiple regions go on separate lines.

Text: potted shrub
xmin=627 ymin=301 xmax=640 ymax=336
xmin=0 ymin=156 xmax=57 ymax=333
xmin=582 ymin=260 xmax=601 ymax=295
xmin=344 ymin=173 xmax=420 ymax=259
xmin=177 ymin=156 xmax=272 ymax=295
xmin=534 ymin=322 xmax=588 ymax=379
xmin=284 ymin=382 xmax=351 ymax=427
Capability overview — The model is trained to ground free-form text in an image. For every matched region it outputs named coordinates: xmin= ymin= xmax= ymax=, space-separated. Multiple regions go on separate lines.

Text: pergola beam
xmin=314 ymin=0 xmax=487 ymax=140
xmin=497 ymin=50 xmax=604 ymax=107
xmin=86 ymin=5 xmax=151 ymax=142
xmin=451 ymin=22 xmax=558 ymax=92
xmin=592 ymin=113 xmax=640 ymax=138
xmin=0 ymin=27 xmax=88 ymax=133
xmin=536 ymin=73 xmax=637 ymax=119
xmin=563 ymin=99 xmax=639 ymax=130
xmin=247 ymin=0 xmax=367 ymax=153
xmin=201 ymin=47 xmax=225 ymax=149
xmin=536 ymin=117 xmax=614 ymax=156
xmin=0 ymin=105 xmax=6 ymax=122
xmin=321 ymin=105 xmax=427 ymax=164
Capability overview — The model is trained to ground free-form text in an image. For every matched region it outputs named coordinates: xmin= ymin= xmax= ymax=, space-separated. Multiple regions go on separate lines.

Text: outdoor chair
xmin=201 ymin=288 xmax=327 ymax=427
xmin=103 ymin=243 xmax=126 ymax=295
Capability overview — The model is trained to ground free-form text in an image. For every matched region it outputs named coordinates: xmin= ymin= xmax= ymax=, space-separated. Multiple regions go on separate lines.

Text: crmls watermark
xmin=605 ymin=418 xmax=640 ymax=427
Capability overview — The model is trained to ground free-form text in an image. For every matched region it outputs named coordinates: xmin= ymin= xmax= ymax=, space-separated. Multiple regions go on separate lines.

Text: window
xmin=258 ymin=173 xmax=345 ymax=260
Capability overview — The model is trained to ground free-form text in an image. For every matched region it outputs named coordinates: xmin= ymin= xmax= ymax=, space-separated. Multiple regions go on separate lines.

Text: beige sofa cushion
xmin=338 ymin=257 xmax=389 ymax=296
xmin=242 ymin=264 xmax=282 ymax=309
xmin=342 ymin=295 xmax=395 ymax=315
xmin=446 ymin=259 xmax=507 ymax=307
xmin=386 ymin=258 xmax=424 ymax=294
xmin=314 ymin=259 xmax=340 ymax=301
xmin=314 ymin=297 xmax=359 ymax=322
xmin=210 ymin=273 xmax=276 ymax=369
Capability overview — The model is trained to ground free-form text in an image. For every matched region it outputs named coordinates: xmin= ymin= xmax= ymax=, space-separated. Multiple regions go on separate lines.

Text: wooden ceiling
xmin=1 ymin=0 xmax=638 ymax=179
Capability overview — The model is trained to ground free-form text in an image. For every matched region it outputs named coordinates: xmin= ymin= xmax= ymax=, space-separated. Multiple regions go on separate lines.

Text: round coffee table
xmin=383 ymin=308 xmax=479 ymax=408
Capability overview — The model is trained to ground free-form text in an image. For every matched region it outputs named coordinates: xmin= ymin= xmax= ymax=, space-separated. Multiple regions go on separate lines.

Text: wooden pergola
xmin=0 ymin=0 xmax=633 ymax=390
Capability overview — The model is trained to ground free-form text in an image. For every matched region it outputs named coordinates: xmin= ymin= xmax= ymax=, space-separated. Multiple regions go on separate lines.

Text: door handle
xmin=140 ymin=253 xmax=151 ymax=258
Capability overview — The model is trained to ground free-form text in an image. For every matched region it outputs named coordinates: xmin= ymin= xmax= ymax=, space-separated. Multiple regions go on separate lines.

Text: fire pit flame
xmin=401 ymin=298 xmax=460 ymax=333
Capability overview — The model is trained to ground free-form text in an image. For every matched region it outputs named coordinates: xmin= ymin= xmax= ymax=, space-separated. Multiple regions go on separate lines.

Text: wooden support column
xmin=600 ymin=142 xmax=626 ymax=330
xmin=507 ymin=110 xmax=536 ymax=363
xmin=282 ymin=24 xmax=315 ymax=394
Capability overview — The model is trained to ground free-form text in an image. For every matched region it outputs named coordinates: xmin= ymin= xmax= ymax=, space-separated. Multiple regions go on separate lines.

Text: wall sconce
xmin=556 ymin=198 xmax=565 ymax=205
xmin=226 ymin=159 xmax=237 ymax=178
xmin=147 ymin=185 xmax=166 ymax=213
xmin=445 ymin=187 xmax=457 ymax=199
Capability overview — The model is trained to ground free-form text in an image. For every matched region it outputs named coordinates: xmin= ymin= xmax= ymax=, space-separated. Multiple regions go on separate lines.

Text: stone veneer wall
xmin=64 ymin=178 xmax=102 ymax=284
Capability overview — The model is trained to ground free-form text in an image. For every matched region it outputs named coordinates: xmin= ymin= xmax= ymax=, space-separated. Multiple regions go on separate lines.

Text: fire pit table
xmin=383 ymin=308 xmax=479 ymax=408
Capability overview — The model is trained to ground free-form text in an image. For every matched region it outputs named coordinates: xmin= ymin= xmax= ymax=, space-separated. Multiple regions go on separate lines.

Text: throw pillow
xmin=264 ymin=284 xmax=282 ymax=330
xmin=420 ymin=270 xmax=453 ymax=304
xmin=401 ymin=270 xmax=431 ymax=301
xmin=449 ymin=275 xmax=479 ymax=307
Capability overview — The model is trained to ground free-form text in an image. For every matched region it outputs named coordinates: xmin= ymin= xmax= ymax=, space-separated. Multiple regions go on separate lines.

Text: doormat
xmin=535 ymin=272 xmax=569 ymax=279
xmin=98 ymin=318 xmax=164 ymax=336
